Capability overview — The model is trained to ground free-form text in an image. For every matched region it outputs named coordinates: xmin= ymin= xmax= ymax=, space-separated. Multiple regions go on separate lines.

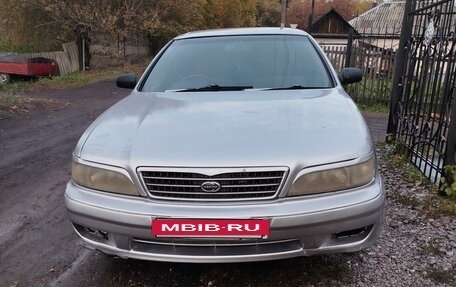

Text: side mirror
xmin=339 ymin=68 xmax=362 ymax=85
xmin=116 ymin=73 xmax=137 ymax=89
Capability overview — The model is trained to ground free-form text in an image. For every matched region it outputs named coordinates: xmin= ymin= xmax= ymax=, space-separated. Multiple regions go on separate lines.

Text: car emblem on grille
xmin=201 ymin=181 xmax=221 ymax=193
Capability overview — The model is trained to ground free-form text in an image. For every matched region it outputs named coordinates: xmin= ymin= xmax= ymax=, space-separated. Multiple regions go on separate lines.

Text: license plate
xmin=151 ymin=219 xmax=270 ymax=239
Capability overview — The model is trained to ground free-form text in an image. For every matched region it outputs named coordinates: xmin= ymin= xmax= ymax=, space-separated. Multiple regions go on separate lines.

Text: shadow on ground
xmin=93 ymin=254 xmax=355 ymax=287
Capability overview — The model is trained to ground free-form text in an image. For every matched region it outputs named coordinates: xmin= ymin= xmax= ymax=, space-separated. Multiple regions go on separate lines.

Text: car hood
xmin=78 ymin=89 xmax=372 ymax=170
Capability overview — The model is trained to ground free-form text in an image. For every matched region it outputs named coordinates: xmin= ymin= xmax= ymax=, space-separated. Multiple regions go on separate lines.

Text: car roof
xmin=174 ymin=27 xmax=309 ymax=40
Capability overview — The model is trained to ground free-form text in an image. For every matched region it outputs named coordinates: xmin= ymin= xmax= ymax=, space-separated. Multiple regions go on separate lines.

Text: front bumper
xmin=65 ymin=174 xmax=385 ymax=263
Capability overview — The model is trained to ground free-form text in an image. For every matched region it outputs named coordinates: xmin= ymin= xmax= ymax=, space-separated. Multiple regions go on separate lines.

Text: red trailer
xmin=0 ymin=54 xmax=59 ymax=84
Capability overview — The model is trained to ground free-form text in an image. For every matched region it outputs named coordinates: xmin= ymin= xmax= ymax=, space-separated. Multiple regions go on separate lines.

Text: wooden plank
xmin=19 ymin=41 xmax=80 ymax=75
xmin=321 ymin=45 xmax=347 ymax=71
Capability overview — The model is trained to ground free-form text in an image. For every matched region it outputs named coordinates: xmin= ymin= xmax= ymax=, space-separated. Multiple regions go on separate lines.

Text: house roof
xmin=310 ymin=8 xmax=359 ymax=38
xmin=349 ymin=1 xmax=405 ymax=37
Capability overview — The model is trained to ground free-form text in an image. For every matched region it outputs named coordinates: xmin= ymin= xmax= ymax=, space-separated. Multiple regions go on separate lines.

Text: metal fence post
xmin=444 ymin=98 xmax=456 ymax=166
xmin=82 ymin=36 xmax=86 ymax=71
xmin=386 ymin=0 xmax=415 ymax=137
xmin=345 ymin=28 xmax=354 ymax=68
xmin=441 ymin=91 xmax=456 ymax=194
xmin=280 ymin=0 xmax=286 ymax=29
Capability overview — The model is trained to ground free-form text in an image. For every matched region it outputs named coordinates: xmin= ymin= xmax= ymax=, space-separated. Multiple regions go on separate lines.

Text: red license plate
xmin=152 ymin=219 xmax=270 ymax=238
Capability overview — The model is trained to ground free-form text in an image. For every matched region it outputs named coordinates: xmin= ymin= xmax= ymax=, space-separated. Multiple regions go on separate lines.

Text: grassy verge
xmin=357 ymin=102 xmax=390 ymax=114
xmin=0 ymin=93 xmax=25 ymax=118
xmin=33 ymin=62 xmax=147 ymax=90
xmin=0 ymin=92 xmax=63 ymax=118
xmin=0 ymin=60 xmax=149 ymax=117
xmin=379 ymin=142 xmax=456 ymax=216
xmin=0 ymin=61 xmax=148 ymax=93
xmin=426 ymin=267 xmax=456 ymax=284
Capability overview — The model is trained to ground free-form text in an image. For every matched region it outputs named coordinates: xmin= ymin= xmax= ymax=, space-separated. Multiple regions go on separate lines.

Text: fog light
xmin=84 ymin=227 xmax=109 ymax=241
xmin=74 ymin=224 xmax=110 ymax=243
xmin=332 ymin=225 xmax=372 ymax=239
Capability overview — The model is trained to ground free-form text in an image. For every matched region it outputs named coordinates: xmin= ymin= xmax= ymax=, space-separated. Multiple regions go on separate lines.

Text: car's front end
xmin=65 ymin=27 xmax=384 ymax=263
xmin=66 ymin=167 xmax=383 ymax=263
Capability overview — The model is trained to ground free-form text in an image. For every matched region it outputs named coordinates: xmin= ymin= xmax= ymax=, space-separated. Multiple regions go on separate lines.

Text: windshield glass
xmin=141 ymin=35 xmax=333 ymax=92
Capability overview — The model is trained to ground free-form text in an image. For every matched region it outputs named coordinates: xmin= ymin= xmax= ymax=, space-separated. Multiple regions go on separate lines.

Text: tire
xmin=0 ymin=73 xmax=11 ymax=84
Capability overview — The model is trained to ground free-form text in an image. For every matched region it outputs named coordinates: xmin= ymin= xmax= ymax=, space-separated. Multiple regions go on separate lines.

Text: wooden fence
xmin=321 ymin=43 xmax=397 ymax=104
xmin=321 ymin=45 xmax=347 ymax=71
xmin=22 ymin=42 xmax=79 ymax=75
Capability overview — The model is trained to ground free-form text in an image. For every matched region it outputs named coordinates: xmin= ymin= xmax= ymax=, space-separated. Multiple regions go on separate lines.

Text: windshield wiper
xmin=266 ymin=85 xmax=313 ymax=91
xmin=176 ymin=84 xmax=253 ymax=92
xmin=266 ymin=85 xmax=332 ymax=91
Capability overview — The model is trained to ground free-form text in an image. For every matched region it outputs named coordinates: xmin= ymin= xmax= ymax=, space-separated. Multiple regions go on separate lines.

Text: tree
xmin=22 ymin=0 xmax=162 ymax=37
xmin=0 ymin=0 xmax=65 ymax=52
xmin=4 ymin=0 xmax=287 ymax=53
xmin=257 ymin=0 xmax=282 ymax=27
xmin=148 ymin=0 xmax=207 ymax=54
xmin=203 ymin=0 xmax=258 ymax=28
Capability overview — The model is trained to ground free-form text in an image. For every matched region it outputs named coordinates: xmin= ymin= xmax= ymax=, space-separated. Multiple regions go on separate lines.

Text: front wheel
xmin=0 ymin=73 xmax=11 ymax=84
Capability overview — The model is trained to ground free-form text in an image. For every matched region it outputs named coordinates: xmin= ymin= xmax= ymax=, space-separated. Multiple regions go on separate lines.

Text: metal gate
xmin=387 ymin=0 xmax=456 ymax=183
xmin=346 ymin=28 xmax=398 ymax=105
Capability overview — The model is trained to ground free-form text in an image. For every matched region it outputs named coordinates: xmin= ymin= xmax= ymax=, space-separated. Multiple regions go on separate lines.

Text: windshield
xmin=141 ymin=35 xmax=333 ymax=92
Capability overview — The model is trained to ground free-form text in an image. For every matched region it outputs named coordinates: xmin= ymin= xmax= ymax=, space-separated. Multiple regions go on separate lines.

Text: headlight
xmin=71 ymin=162 xmax=139 ymax=196
xmin=288 ymin=157 xmax=375 ymax=196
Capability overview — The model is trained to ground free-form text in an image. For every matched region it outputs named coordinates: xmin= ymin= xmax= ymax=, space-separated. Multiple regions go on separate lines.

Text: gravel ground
xmin=341 ymin=144 xmax=456 ymax=287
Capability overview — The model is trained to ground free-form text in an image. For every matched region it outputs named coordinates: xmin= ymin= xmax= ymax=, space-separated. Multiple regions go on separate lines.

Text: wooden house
xmin=309 ymin=8 xmax=359 ymax=45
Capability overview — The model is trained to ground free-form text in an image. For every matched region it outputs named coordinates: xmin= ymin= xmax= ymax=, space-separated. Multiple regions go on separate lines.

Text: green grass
xmin=0 ymin=70 xmax=115 ymax=92
xmin=357 ymin=102 xmax=390 ymax=114
xmin=418 ymin=243 xmax=442 ymax=256
xmin=0 ymin=40 xmax=40 ymax=53
xmin=390 ymin=190 xmax=456 ymax=217
xmin=426 ymin=267 xmax=455 ymax=284
xmin=437 ymin=196 xmax=456 ymax=215
xmin=379 ymin=142 xmax=456 ymax=216
xmin=346 ymin=77 xmax=391 ymax=114
xmin=32 ymin=69 xmax=121 ymax=89
xmin=0 ymin=92 xmax=28 ymax=117
xmin=0 ymin=92 xmax=61 ymax=117
xmin=386 ymin=142 xmax=436 ymax=187
xmin=348 ymin=77 xmax=393 ymax=105
xmin=0 ymin=61 xmax=149 ymax=117
xmin=0 ymin=57 xmax=150 ymax=92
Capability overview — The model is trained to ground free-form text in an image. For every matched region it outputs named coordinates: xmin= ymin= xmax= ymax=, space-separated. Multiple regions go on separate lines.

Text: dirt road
xmin=0 ymin=81 xmax=129 ymax=287
xmin=0 ymin=82 xmax=390 ymax=287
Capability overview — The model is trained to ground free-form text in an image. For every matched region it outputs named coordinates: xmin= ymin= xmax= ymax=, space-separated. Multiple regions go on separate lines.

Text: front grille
xmin=139 ymin=168 xmax=288 ymax=201
xmin=131 ymin=238 xmax=303 ymax=257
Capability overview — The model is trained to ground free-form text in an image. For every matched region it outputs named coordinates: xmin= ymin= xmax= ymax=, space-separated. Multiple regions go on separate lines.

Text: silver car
xmin=65 ymin=27 xmax=384 ymax=263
